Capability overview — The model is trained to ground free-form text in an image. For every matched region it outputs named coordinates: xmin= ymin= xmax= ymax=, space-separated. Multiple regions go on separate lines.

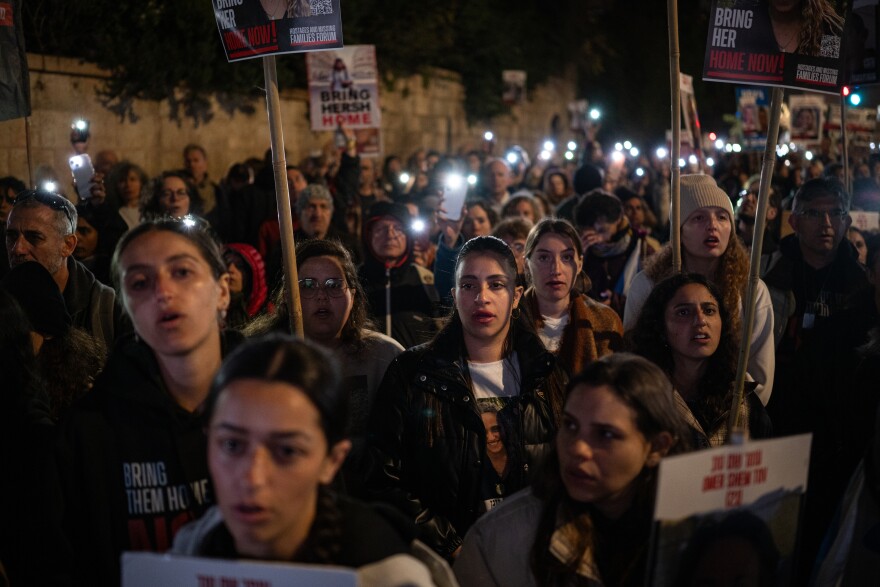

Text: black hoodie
xmin=57 ymin=331 xmax=243 ymax=586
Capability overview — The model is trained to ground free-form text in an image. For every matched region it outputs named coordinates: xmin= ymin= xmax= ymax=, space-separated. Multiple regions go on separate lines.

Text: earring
xmin=511 ymin=307 xmax=521 ymax=320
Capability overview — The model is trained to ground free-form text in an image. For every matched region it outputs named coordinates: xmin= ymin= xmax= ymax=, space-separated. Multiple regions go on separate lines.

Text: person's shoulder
xmin=360 ymin=329 xmax=406 ymax=354
xmin=469 ymin=488 xmax=543 ymax=532
xmin=170 ymin=507 xmax=225 ymax=556
xmin=336 ymin=495 xmax=414 ymax=565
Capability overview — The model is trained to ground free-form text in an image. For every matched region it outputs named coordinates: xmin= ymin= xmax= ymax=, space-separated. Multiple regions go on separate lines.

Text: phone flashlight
xmin=505 ymin=152 xmax=519 ymax=165
xmin=399 ymin=172 xmax=411 ymax=184
xmin=484 ymin=131 xmax=494 ymax=141
xmin=411 ymin=218 xmax=426 ymax=233
xmin=42 ymin=181 xmax=58 ymax=192
xmin=467 ymin=174 xmax=478 ymax=186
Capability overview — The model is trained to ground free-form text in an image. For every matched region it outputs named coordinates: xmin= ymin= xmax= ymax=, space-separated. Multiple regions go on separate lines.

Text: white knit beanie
xmin=679 ymin=174 xmax=735 ymax=226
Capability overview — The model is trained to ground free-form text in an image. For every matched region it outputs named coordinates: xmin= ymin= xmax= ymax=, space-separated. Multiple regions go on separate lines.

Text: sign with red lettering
xmin=122 ymin=552 xmax=357 ymax=586
xmin=648 ymin=435 xmax=811 ymax=586
xmin=306 ymin=45 xmax=382 ymax=152
xmin=703 ymin=0 xmax=849 ymax=93
xmin=212 ymin=0 xmax=343 ymax=63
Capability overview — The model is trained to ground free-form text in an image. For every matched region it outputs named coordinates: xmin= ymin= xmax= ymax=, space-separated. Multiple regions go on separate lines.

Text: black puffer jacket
xmin=364 ymin=320 xmax=560 ymax=559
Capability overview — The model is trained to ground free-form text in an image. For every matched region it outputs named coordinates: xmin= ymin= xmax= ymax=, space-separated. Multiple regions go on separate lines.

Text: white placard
xmin=654 ymin=434 xmax=811 ymax=520
xmin=122 ymin=552 xmax=357 ymax=587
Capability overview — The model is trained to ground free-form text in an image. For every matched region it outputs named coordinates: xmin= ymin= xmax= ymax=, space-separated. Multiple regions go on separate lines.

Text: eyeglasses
xmin=796 ymin=208 xmax=848 ymax=221
xmin=13 ymin=189 xmax=76 ymax=233
xmin=160 ymin=189 xmax=189 ymax=200
xmin=298 ymin=278 xmax=348 ymax=298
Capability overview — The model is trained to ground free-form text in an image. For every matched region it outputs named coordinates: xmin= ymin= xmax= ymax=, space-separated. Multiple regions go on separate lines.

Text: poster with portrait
xmin=648 ymin=435 xmax=811 ymax=587
xmin=502 ymin=70 xmax=527 ymax=105
xmin=680 ymin=73 xmax=703 ymax=154
xmin=827 ymin=103 xmax=877 ymax=151
xmin=306 ymin=45 xmax=382 ymax=154
xmin=847 ymin=0 xmax=879 ymax=84
xmin=737 ymin=86 xmax=771 ymax=151
xmin=788 ymin=94 xmax=826 ymax=147
xmin=213 ymin=0 xmax=343 ymax=63
xmin=703 ymin=0 xmax=850 ymax=93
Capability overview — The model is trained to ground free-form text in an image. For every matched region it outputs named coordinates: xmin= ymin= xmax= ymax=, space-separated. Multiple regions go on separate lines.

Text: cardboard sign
xmin=122 ymin=552 xmax=357 ymax=587
xmin=680 ymin=73 xmax=703 ymax=153
xmin=703 ymin=0 xmax=849 ymax=93
xmin=502 ymin=70 xmax=527 ymax=105
xmin=306 ymin=45 xmax=381 ymax=132
xmin=847 ymin=0 xmax=879 ymax=85
xmin=789 ymin=94 xmax=826 ymax=147
xmin=649 ymin=435 xmax=812 ymax=587
xmin=213 ymin=0 xmax=344 ymax=63
xmin=737 ymin=86 xmax=771 ymax=151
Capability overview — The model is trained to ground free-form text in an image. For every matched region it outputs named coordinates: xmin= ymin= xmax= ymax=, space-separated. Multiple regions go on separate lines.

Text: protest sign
xmin=212 ymin=0 xmax=343 ymax=63
xmin=122 ymin=552 xmax=357 ymax=586
xmin=568 ymin=100 xmax=589 ymax=131
xmin=737 ymin=86 xmax=771 ymax=151
xmin=306 ymin=45 xmax=382 ymax=155
xmin=827 ymin=103 xmax=877 ymax=150
xmin=680 ymin=73 xmax=703 ymax=154
xmin=649 ymin=435 xmax=811 ymax=586
xmin=703 ymin=0 xmax=849 ymax=93
xmin=0 ymin=0 xmax=30 ymax=122
xmin=502 ymin=70 xmax=527 ymax=105
xmin=848 ymin=0 xmax=879 ymax=85
xmin=789 ymin=94 xmax=826 ymax=147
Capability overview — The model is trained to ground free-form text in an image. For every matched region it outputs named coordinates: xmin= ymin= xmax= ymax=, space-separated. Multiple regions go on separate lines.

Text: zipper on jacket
xmin=384 ymin=264 xmax=392 ymax=336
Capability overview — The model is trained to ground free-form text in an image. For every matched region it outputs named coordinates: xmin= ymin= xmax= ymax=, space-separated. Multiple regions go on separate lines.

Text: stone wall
xmin=0 ymin=53 xmax=576 ymax=186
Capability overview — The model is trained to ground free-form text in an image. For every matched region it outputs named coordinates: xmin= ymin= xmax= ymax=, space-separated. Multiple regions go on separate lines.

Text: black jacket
xmin=363 ymin=321 xmax=559 ymax=559
xmin=358 ymin=256 xmax=440 ymax=350
xmin=57 ymin=331 xmax=243 ymax=586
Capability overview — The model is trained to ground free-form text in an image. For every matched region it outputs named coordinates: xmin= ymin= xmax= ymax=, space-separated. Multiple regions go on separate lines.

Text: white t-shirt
xmin=538 ymin=314 xmax=570 ymax=353
xmin=468 ymin=353 xmax=521 ymax=401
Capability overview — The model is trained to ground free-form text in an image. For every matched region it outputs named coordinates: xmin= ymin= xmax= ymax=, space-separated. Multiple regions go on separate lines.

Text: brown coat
xmin=524 ymin=288 xmax=624 ymax=377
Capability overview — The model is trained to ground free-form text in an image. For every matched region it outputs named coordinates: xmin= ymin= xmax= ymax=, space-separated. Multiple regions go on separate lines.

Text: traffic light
xmin=842 ymin=86 xmax=862 ymax=106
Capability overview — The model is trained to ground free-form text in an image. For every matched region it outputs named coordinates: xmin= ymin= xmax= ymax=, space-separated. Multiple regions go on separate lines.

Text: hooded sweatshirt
xmin=58 ymin=331 xmax=243 ymax=586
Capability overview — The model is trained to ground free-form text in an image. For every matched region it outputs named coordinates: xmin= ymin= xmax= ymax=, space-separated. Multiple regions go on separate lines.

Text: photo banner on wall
xmin=703 ymin=0 xmax=850 ymax=94
xmin=737 ymin=86 xmax=771 ymax=151
xmin=306 ymin=45 xmax=382 ymax=155
xmin=213 ymin=0 xmax=343 ymax=62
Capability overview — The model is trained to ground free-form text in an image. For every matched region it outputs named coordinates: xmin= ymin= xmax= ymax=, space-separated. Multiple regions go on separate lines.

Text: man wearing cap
xmin=5 ymin=189 xmax=123 ymax=351
xmin=358 ymin=201 xmax=440 ymax=349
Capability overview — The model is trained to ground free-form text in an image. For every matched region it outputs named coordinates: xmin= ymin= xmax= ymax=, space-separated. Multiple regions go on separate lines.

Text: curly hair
xmin=626 ymin=273 xmax=740 ymax=432
xmin=643 ymin=234 xmax=749 ymax=338
xmin=798 ymin=0 xmax=845 ymax=57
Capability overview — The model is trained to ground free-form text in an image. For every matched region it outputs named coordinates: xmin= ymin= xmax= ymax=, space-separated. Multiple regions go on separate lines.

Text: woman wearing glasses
xmin=141 ymin=171 xmax=204 ymax=221
xmin=58 ymin=218 xmax=240 ymax=585
xmin=245 ymin=239 xmax=404 ymax=495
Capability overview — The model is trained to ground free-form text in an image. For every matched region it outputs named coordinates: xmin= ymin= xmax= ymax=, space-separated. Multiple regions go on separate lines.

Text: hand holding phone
xmin=69 ymin=154 xmax=96 ymax=201
xmin=440 ymin=173 xmax=468 ymax=221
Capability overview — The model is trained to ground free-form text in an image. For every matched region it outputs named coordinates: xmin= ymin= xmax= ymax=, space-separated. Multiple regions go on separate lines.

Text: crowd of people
xmin=1 ymin=124 xmax=879 ymax=586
